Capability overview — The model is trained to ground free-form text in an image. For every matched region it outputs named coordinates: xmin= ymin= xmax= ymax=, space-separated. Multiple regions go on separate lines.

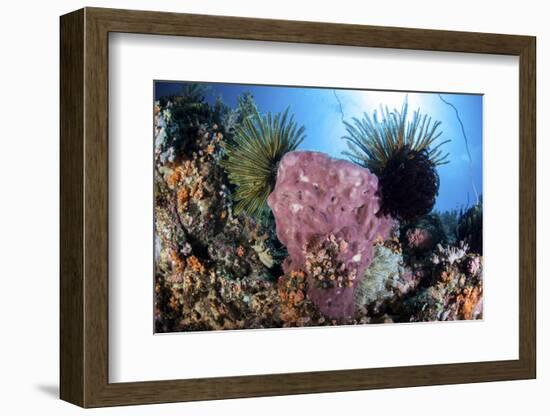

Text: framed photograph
xmin=60 ymin=7 xmax=536 ymax=408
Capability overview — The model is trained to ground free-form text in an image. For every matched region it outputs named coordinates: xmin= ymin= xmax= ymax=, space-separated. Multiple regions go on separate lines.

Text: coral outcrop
xmin=154 ymin=97 xmax=283 ymax=332
xmin=277 ymin=270 xmax=324 ymax=327
xmin=405 ymin=243 xmax=483 ymax=322
xmin=267 ymin=151 xmax=394 ymax=318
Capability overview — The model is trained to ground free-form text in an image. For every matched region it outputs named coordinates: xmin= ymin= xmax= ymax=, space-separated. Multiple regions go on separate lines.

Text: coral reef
xmin=405 ymin=244 xmax=483 ymax=322
xmin=434 ymin=209 xmax=461 ymax=244
xmin=457 ymin=200 xmax=483 ymax=254
xmin=155 ymin=258 xmax=280 ymax=331
xmin=154 ymin=97 xmax=284 ymax=331
xmin=267 ymin=151 xmax=394 ymax=318
xmin=277 ymin=270 xmax=324 ymax=327
xmin=154 ymin=86 xmax=483 ymax=332
xmin=431 ymin=241 xmax=470 ymax=267
xmin=304 ymin=233 xmax=358 ymax=290
xmin=154 ymin=84 xmax=234 ymax=165
xmin=353 ymin=239 xmax=425 ymax=321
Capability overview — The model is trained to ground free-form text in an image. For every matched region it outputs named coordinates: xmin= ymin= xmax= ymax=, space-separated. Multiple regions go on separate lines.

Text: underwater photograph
xmin=153 ymin=81 xmax=483 ymax=333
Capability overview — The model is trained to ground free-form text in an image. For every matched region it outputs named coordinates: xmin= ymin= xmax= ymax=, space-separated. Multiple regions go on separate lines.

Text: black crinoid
xmin=378 ymin=146 xmax=440 ymax=221
xmin=343 ymin=100 xmax=450 ymax=222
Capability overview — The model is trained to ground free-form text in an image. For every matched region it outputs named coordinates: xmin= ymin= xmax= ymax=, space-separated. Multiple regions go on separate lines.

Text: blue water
xmin=155 ymin=81 xmax=483 ymax=213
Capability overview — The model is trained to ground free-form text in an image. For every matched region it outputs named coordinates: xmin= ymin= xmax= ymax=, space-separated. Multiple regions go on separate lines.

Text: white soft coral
xmin=431 ymin=241 xmax=469 ymax=266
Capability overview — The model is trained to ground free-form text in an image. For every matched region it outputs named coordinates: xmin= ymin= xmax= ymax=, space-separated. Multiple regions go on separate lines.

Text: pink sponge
xmin=267 ymin=151 xmax=394 ymax=318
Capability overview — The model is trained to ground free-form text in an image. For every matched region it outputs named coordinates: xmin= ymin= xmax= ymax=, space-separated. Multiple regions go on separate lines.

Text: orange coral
xmin=186 ymin=255 xmax=205 ymax=274
xmin=457 ymin=286 xmax=482 ymax=320
xmin=177 ymin=187 xmax=190 ymax=211
xmin=189 ymin=180 xmax=204 ymax=200
xmin=181 ymin=160 xmax=195 ymax=177
xmin=440 ymin=270 xmax=454 ymax=283
xmin=169 ymin=295 xmax=179 ymax=311
xmin=169 ymin=249 xmax=186 ymax=274
xmin=236 ymin=245 xmax=245 ymax=257
xmin=278 ymin=271 xmax=310 ymax=325
xmin=166 ymin=167 xmax=184 ymax=189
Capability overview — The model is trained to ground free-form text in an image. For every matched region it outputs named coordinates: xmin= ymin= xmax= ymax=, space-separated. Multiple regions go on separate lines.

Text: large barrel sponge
xmin=267 ymin=151 xmax=394 ymax=318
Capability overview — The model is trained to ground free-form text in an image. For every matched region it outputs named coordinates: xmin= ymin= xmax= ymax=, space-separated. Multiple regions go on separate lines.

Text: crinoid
xmin=222 ymin=107 xmax=305 ymax=219
xmin=342 ymin=100 xmax=449 ymax=222
xmin=378 ymin=146 xmax=440 ymax=222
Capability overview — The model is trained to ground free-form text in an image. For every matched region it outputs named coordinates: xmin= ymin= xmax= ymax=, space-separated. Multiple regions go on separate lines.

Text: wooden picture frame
xmin=60 ymin=7 xmax=536 ymax=408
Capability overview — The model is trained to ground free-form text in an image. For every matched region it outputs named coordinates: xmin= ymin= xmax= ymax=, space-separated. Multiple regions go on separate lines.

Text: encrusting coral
xmin=156 ymin=259 xmax=281 ymax=331
xmin=304 ymin=233 xmax=358 ymax=290
xmin=404 ymin=242 xmax=483 ymax=322
xmin=277 ymin=270 xmax=325 ymax=327
xmin=154 ymin=94 xmax=285 ymax=331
